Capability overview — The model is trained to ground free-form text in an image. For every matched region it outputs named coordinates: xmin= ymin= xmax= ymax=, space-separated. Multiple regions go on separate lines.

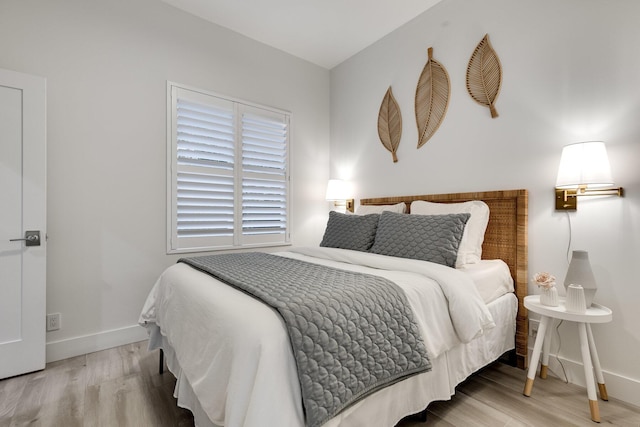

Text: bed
xmin=139 ymin=189 xmax=529 ymax=427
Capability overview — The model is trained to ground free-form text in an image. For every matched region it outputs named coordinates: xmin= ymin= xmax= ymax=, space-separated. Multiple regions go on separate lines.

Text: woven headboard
xmin=360 ymin=189 xmax=529 ymax=369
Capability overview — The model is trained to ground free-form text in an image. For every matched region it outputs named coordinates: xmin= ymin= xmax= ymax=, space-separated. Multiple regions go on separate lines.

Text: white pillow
xmin=355 ymin=202 xmax=406 ymax=215
xmin=410 ymin=200 xmax=489 ymax=267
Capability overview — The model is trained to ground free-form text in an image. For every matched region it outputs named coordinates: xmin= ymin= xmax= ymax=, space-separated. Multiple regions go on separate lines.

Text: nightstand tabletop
xmin=524 ymin=294 xmax=612 ymax=323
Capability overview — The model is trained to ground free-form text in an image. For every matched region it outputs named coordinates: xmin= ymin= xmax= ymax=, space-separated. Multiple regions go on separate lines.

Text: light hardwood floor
xmin=1 ymin=341 xmax=639 ymax=426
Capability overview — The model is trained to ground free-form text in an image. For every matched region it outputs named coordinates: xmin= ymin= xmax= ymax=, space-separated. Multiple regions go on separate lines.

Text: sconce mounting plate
xmin=346 ymin=199 xmax=355 ymax=213
xmin=555 ymin=189 xmax=577 ymax=211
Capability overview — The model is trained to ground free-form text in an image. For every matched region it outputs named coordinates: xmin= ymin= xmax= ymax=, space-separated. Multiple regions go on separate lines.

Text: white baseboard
xmin=528 ymin=348 xmax=640 ymax=408
xmin=46 ymin=324 xmax=149 ymax=363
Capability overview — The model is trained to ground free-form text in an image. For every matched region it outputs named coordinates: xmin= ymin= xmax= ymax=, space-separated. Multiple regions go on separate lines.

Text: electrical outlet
xmin=46 ymin=313 xmax=61 ymax=331
xmin=529 ymin=319 xmax=539 ymax=338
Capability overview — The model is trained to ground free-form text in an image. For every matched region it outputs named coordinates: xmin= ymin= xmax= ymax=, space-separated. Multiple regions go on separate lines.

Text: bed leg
xmin=404 ymin=408 xmax=428 ymax=423
xmin=501 ymin=349 xmax=518 ymax=367
xmin=159 ymin=348 xmax=164 ymax=375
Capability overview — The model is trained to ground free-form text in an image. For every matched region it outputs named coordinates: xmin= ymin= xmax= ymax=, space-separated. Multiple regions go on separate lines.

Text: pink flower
xmin=533 ymin=272 xmax=556 ymax=289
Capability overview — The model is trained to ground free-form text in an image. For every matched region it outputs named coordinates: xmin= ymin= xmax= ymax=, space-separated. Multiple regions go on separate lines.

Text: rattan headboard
xmin=360 ymin=189 xmax=529 ymax=369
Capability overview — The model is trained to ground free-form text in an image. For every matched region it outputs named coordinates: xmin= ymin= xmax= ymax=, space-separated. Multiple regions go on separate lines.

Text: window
xmin=167 ymin=83 xmax=290 ymax=253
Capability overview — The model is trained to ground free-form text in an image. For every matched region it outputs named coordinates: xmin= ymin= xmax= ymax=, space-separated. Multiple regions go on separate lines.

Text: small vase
xmin=540 ymin=286 xmax=559 ymax=307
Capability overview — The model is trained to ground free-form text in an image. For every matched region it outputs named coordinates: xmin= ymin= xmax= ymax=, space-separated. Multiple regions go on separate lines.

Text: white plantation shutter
xmin=241 ymin=109 xmax=288 ymax=244
xmin=168 ymin=83 xmax=290 ymax=252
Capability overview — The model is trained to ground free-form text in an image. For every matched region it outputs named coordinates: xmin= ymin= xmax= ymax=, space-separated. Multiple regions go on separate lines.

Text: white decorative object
xmin=532 ymin=271 xmax=558 ymax=306
xmin=566 ymin=284 xmax=587 ymax=313
xmin=540 ymin=286 xmax=559 ymax=307
xmin=564 ymin=250 xmax=597 ymax=307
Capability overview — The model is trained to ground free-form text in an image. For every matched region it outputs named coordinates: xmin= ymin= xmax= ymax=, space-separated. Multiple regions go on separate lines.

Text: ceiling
xmin=161 ymin=0 xmax=442 ymax=69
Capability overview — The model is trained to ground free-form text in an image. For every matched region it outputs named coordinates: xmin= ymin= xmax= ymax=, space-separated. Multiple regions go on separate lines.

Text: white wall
xmin=0 ymin=0 xmax=331 ymax=360
xmin=330 ymin=0 xmax=640 ymax=406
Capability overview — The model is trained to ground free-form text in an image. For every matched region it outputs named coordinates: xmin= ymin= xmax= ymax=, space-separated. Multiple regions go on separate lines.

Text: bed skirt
xmin=144 ymin=292 xmax=517 ymax=427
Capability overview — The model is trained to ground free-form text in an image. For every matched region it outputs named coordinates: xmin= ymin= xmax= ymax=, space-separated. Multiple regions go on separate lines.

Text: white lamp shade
xmin=556 ymin=141 xmax=614 ymax=189
xmin=325 ymin=179 xmax=350 ymax=201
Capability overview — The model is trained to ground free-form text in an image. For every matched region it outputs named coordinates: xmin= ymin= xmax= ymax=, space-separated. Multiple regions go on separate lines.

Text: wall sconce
xmin=325 ymin=179 xmax=354 ymax=213
xmin=555 ymin=141 xmax=623 ymax=210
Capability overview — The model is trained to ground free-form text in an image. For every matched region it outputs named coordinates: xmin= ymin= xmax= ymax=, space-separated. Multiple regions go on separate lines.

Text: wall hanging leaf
xmin=415 ymin=47 xmax=450 ymax=149
xmin=466 ymin=34 xmax=502 ymax=118
xmin=377 ymin=86 xmax=402 ymax=163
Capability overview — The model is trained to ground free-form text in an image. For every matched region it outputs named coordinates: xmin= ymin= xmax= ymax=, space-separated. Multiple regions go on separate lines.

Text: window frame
xmin=166 ymin=81 xmax=291 ymax=254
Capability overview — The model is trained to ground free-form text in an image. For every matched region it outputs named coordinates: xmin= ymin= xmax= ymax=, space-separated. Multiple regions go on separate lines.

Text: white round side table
xmin=522 ymin=295 xmax=612 ymax=423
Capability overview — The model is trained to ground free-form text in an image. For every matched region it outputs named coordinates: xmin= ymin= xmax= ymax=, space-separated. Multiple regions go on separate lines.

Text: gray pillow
xmin=369 ymin=211 xmax=470 ymax=267
xmin=320 ymin=211 xmax=380 ymax=252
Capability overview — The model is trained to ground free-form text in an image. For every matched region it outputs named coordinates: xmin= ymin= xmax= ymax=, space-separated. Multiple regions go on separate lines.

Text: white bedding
xmin=139 ymin=247 xmax=515 ymax=427
xmin=459 ymin=259 xmax=514 ymax=304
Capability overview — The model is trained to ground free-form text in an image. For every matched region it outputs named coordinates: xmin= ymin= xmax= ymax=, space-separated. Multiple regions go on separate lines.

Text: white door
xmin=0 ymin=68 xmax=47 ymax=379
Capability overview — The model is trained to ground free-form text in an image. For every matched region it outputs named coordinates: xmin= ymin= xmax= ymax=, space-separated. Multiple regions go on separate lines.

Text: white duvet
xmin=139 ymin=247 xmax=495 ymax=427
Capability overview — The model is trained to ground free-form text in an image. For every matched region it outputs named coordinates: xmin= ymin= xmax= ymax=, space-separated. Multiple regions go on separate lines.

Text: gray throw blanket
xmin=179 ymin=252 xmax=431 ymax=427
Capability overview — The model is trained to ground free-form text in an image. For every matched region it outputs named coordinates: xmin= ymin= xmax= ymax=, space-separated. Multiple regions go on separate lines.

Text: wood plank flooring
xmin=1 ymin=341 xmax=639 ymax=426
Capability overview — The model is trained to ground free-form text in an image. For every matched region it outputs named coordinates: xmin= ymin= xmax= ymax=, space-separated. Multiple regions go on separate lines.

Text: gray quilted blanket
xmin=179 ymin=252 xmax=431 ymax=427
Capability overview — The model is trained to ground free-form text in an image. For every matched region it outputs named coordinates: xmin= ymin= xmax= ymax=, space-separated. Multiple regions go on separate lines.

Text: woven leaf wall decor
xmin=466 ymin=34 xmax=502 ymax=118
xmin=415 ymin=47 xmax=450 ymax=149
xmin=377 ymin=86 xmax=402 ymax=163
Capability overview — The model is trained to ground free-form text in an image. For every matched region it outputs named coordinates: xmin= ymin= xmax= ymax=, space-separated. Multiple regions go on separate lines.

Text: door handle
xmin=9 ymin=230 xmax=41 ymax=247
